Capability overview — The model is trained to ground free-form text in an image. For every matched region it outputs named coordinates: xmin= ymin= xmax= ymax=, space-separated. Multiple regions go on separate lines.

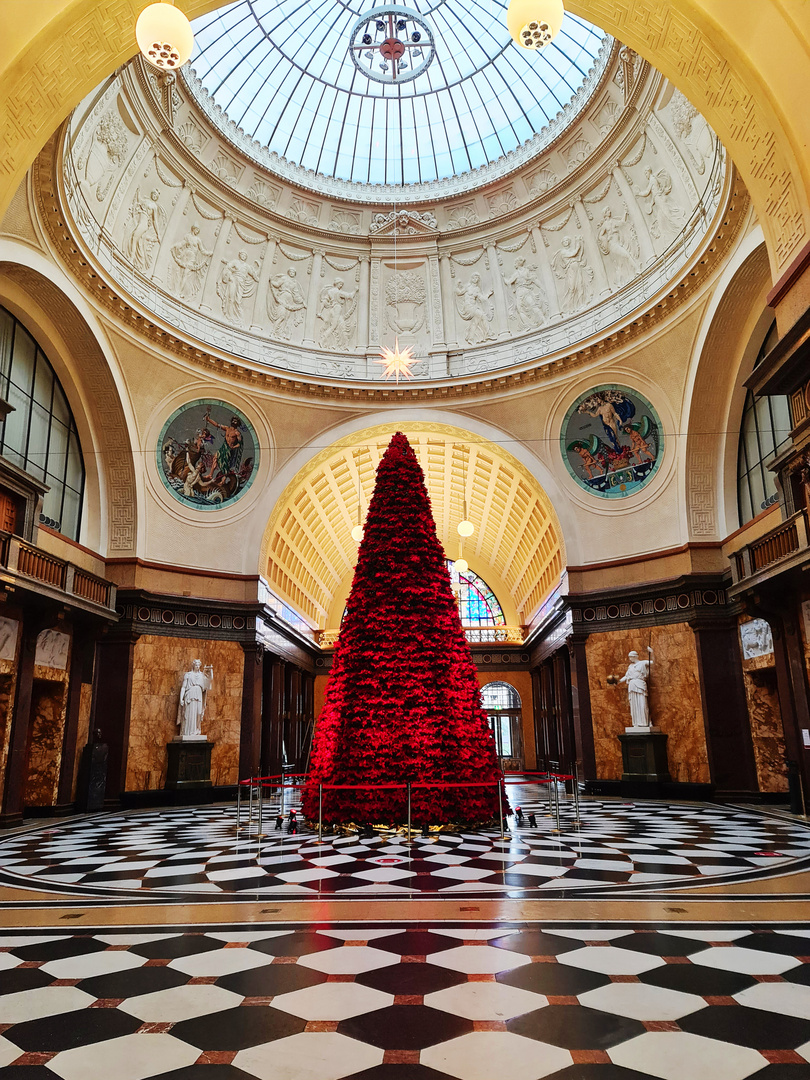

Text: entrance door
xmin=482 ymin=682 xmax=523 ymax=771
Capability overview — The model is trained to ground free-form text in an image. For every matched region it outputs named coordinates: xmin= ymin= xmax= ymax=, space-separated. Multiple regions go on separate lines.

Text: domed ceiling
xmin=186 ymin=0 xmax=609 ymax=192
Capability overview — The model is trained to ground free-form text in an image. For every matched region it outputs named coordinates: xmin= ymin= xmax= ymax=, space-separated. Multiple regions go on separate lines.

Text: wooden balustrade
xmin=318 ymin=625 xmax=525 ymax=647
xmin=749 ymin=515 xmax=801 ymax=571
xmin=73 ymin=568 xmax=111 ymax=607
xmin=17 ymin=542 xmax=67 ymax=589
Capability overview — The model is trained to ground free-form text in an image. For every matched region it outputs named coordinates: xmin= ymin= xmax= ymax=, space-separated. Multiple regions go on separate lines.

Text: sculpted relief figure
xmin=596 ymin=208 xmax=640 ymax=288
xmin=125 ymin=188 xmax=165 ymax=271
xmin=455 ymin=273 xmax=496 ymax=345
xmin=217 ymin=250 xmax=260 ymax=322
xmin=170 ymin=224 xmax=213 ymax=300
xmin=551 ymin=235 xmax=594 ymax=313
xmin=633 ymin=167 xmax=686 ymax=243
xmin=502 ymin=257 xmax=548 ymax=330
xmin=79 ymin=110 xmax=129 ymax=202
xmin=317 ymin=278 xmax=358 ymax=350
xmin=669 ymin=89 xmax=714 ymax=175
xmin=267 ymin=268 xmax=307 ymax=340
xmin=177 ymin=659 xmax=213 ymax=740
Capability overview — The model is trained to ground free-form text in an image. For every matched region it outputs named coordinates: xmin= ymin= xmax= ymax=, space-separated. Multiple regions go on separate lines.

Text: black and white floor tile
xmin=0 ymin=797 xmax=808 ymax=899
xmin=0 ymin=923 xmax=809 ymax=1079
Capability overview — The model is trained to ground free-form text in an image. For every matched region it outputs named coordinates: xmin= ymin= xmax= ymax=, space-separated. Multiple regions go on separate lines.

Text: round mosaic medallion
xmin=157 ymin=399 xmax=258 ymax=510
xmin=561 ymin=385 xmax=664 ymax=499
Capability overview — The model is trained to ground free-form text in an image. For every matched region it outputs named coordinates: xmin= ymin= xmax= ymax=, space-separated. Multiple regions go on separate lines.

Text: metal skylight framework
xmin=189 ymin=0 xmax=608 ymax=186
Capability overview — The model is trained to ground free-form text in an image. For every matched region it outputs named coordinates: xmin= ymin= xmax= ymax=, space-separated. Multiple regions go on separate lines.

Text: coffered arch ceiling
xmin=261 ymin=426 xmax=564 ymax=630
xmin=0 ymin=1 xmax=808 ymax=276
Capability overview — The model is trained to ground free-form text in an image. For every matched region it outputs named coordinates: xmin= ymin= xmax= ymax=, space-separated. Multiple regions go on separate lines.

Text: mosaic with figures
xmin=157 ymin=399 xmax=258 ymax=511
xmin=561 ymin=385 xmax=663 ymax=499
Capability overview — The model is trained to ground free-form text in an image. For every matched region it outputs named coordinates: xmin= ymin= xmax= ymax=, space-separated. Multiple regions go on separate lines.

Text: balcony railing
xmin=729 ymin=508 xmax=809 ymax=589
xmin=0 ymin=532 xmax=117 ymax=614
xmin=318 ymin=625 xmax=525 ymax=649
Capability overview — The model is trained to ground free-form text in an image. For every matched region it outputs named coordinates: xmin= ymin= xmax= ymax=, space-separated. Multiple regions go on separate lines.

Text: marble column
xmin=261 ymin=656 xmax=285 ymax=777
xmin=531 ymin=226 xmax=561 ymax=320
xmin=0 ymin=613 xmax=41 ymax=826
xmin=250 ymin=235 xmax=277 ymax=333
xmin=151 ymin=180 xmax=193 ymax=287
xmin=89 ymin=631 xmax=139 ymax=804
xmin=303 ymin=249 xmax=324 ymax=346
xmin=612 ymin=166 xmax=656 ymax=264
xmin=200 ymin=214 xmax=233 ymax=312
xmin=55 ymin=624 xmax=96 ymax=811
xmin=428 ymin=253 xmax=445 ymax=349
xmin=357 ymin=255 xmax=370 ymax=354
xmin=567 ymin=635 xmax=597 ymax=780
xmin=486 ymin=244 xmax=510 ymax=338
xmin=368 ymin=257 xmax=381 ymax=351
xmin=439 ymin=255 xmax=458 ymax=350
xmin=239 ymin=642 xmax=264 ymax=780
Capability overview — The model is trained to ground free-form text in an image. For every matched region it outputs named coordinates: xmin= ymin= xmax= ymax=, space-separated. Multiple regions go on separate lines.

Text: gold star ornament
xmin=375 ymin=338 xmax=416 ymax=382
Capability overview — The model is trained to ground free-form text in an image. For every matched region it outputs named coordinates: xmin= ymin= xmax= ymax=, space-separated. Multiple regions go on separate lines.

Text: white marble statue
xmin=125 ymin=188 xmax=165 ymax=271
xmin=503 ymin=257 xmax=548 ymax=329
xmin=633 ymin=167 xmax=686 ymax=242
xmin=596 ymin=208 xmax=640 ymax=287
xmin=177 ymin=659 xmax=213 ymax=740
xmin=267 ymin=268 xmax=307 ymax=339
xmin=551 ymin=235 xmax=594 ymax=312
xmin=619 ymin=647 xmax=654 ymax=730
xmin=455 ymin=273 xmax=496 ymax=344
xmin=217 ymin=250 xmax=260 ymax=322
xmin=170 ymin=224 xmax=213 ymax=299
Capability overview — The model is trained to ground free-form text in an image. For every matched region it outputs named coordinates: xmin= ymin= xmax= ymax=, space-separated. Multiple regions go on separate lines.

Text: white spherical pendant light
xmin=457 ymin=519 xmax=474 ymax=537
xmin=454 ymin=558 xmax=469 ymax=574
xmin=506 ymin=0 xmax=564 ymax=51
xmin=136 ymin=2 xmax=194 ymax=70
xmin=351 ymin=524 xmax=364 ymax=542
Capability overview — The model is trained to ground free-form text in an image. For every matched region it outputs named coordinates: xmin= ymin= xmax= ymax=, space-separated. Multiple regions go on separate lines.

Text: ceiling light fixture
xmin=136 ymin=1 xmax=194 ymax=70
xmin=506 ymin=0 xmax=564 ymax=51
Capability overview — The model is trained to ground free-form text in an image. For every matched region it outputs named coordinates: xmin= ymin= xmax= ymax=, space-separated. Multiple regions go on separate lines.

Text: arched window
xmin=481 ymin=681 xmax=522 ymax=764
xmin=0 ymin=306 xmax=85 ymax=540
xmin=446 ymin=560 xmax=505 ymax=626
xmin=737 ymin=321 xmax=791 ymax=527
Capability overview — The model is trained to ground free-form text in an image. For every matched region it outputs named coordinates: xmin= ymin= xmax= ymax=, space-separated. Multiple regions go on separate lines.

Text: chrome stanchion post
xmin=497 ymin=779 xmax=505 ymax=840
xmin=407 ymin=782 xmax=412 ymax=846
xmin=552 ymin=775 xmax=562 ymax=834
xmin=546 ymin=775 xmax=553 ymax=817
xmin=258 ymin=779 xmax=263 ymax=836
xmin=572 ymin=761 xmax=581 ymax=825
xmin=318 ymin=783 xmax=323 ymax=843
xmin=237 ymin=781 xmax=242 ymax=829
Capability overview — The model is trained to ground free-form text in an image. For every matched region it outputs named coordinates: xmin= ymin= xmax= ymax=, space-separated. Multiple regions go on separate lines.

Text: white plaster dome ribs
xmin=49 ymin=30 xmax=733 ymax=392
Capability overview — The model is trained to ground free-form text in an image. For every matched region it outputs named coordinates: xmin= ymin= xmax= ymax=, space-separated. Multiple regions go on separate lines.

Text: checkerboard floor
xmin=0 ymin=923 xmax=809 ymax=1079
xmin=0 ymin=796 xmax=807 ymax=899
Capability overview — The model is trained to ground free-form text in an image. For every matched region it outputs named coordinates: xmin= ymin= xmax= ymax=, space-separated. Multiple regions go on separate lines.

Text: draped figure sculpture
xmin=619 ymin=647 xmax=654 ymax=729
xmin=177 ymin=659 xmax=213 ymax=740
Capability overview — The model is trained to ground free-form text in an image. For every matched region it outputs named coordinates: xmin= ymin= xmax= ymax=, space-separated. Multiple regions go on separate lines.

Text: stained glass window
xmin=446 ymin=560 xmax=505 ymax=626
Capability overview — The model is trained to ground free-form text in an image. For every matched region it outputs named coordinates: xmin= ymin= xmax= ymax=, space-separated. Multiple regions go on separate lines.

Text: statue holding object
xmin=617 ymin=646 xmax=654 ymax=730
xmin=177 ymin=659 xmax=213 ymax=740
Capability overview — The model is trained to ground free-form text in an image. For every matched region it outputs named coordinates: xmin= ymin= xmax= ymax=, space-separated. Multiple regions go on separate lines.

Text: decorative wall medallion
xmin=157 ymin=399 xmax=258 ymax=510
xmin=561 ymin=385 xmax=663 ymax=498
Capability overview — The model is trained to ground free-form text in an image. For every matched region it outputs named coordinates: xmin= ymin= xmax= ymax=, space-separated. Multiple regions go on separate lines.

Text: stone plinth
xmin=166 ymin=739 xmax=213 ymax=790
xmin=619 ymin=731 xmax=671 ymax=784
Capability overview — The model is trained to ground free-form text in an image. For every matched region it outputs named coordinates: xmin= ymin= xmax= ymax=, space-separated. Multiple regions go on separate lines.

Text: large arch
xmin=0 ymin=244 xmax=140 ymax=555
xmin=254 ymin=418 xmax=568 ymax=631
xmin=0 ymin=1 xmax=808 ymax=278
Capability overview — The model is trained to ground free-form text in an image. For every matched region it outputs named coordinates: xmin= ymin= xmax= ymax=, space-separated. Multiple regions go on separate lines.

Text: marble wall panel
xmin=0 ymin=616 xmax=21 ymax=808
xmin=70 ymin=683 xmax=94 ymax=801
xmin=126 ymin=635 xmax=244 ymax=790
xmin=738 ymin=615 xmax=786 ymax=793
xmin=24 ymin=680 xmax=68 ymax=806
xmin=585 ymin=622 xmax=709 ymax=783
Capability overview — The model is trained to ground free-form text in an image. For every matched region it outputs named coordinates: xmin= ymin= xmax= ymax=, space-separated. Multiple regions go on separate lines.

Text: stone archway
xmin=1 ymin=1 xmax=808 ymax=277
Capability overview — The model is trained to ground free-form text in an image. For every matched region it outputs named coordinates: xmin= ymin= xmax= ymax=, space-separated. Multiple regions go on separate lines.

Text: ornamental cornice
xmin=33 ymin=120 xmax=750 ymax=403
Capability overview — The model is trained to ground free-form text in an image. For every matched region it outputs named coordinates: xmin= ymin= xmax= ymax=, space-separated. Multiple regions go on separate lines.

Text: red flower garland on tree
xmin=302 ymin=432 xmax=500 ymax=827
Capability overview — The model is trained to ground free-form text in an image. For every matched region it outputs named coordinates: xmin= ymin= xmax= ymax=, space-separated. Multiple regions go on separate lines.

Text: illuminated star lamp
xmin=506 ymin=0 xmax=564 ymax=50
xmin=375 ymin=337 xmax=417 ymax=382
xmin=136 ymin=1 xmax=194 ymax=70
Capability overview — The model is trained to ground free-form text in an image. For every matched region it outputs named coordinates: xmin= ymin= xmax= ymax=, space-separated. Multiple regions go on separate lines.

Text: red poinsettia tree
xmin=302 ymin=431 xmax=500 ymax=827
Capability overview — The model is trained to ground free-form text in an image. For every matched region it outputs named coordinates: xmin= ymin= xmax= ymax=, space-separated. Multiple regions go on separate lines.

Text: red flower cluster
xmin=302 ymin=432 xmax=500 ymax=827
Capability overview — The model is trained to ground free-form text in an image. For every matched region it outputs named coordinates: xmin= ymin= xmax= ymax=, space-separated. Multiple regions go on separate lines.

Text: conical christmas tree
xmin=302 ymin=432 xmax=500 ymax=827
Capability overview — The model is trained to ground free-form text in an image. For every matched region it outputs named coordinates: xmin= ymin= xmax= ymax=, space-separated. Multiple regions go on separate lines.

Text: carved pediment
xmin=370 ymin=209 xmax=438 ymax=236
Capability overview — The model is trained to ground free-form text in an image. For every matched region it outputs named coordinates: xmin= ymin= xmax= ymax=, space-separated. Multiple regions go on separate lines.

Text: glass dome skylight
xmin=187 ymin=0 xmax=609 ymax=188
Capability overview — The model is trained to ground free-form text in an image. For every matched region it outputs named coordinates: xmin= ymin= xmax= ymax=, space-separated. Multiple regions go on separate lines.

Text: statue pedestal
xmin=166 ymin=738 xmax=213 ymax=790
xmin=619 ymin=730 xmax=671 ymax=793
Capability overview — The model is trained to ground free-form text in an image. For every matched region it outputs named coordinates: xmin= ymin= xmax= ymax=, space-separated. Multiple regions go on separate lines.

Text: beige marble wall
xmin=24 ymin=676 xmax=68 ymax=806
xmin=586 ymin=623 xmax=710 ymax=784
xmin=0 ymin=615 xmax=22 ymax=807
xmin=126 ymin=635 xmax=244 ymax=790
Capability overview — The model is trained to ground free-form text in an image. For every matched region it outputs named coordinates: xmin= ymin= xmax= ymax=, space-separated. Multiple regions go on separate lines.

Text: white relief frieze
xmin=124 ymin=187 xmax=166 ymax=272
xmin=454 ymin=273 xmax=496 ymax=345
xmin=386 ymin=270 xmax=427 ymax=336
xmin=177 ymin=119 xmax=209 ymax=156
xmin=77 ymin=108 xmax=130 ymax=203
xmin=216 ymin=250 xmax=261 ymax=322
xmin=596 ymin=207 xmax=640 ymax=288
xmin=370 ymin=209 xmax=437 ymax=235
xmin=502 ymin=257 xmax=548 ymax=330
xmin=329 ymin=208 xmax=362 ymax=234
xmin=551 ymin=235 xmax=594 ymax=313
xmin=632 ymin=165 xmax=687 ymax=245
xmin=247 ymin=175 xmax=280 ymax=209
xmin=209 ymin=149 xmax=244 ymax=187
xmin=486 ymin=189 xmax=518 ymax=217
xmin=446 ymin=202 xmax=479 ymax=230
xmin=666 ymin=89 xmax=715 ymax=176
xmin=288 ymin=195 xmax=320 ymax=226
xmin=317 ymin=277 xmax=359 ymax=350
xmin=170 ymin=223 xmax=214 ymax=299
xmin=528 ymin=168 xmax=558 ymax=196
xmin=267 ymin=268 xmax=308 ymax=339
xmin=566 ymin=137 xmax=593 ymax=172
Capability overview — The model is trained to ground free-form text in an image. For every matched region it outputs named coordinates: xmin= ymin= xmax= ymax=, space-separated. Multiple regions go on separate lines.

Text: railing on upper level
xmin=729 ymin=508 xmax=810 ymax=589
xmin=318 ymin=624 xmax=525 ymax=649
xmin=0 ymin=531 xmax=117 ymax=614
